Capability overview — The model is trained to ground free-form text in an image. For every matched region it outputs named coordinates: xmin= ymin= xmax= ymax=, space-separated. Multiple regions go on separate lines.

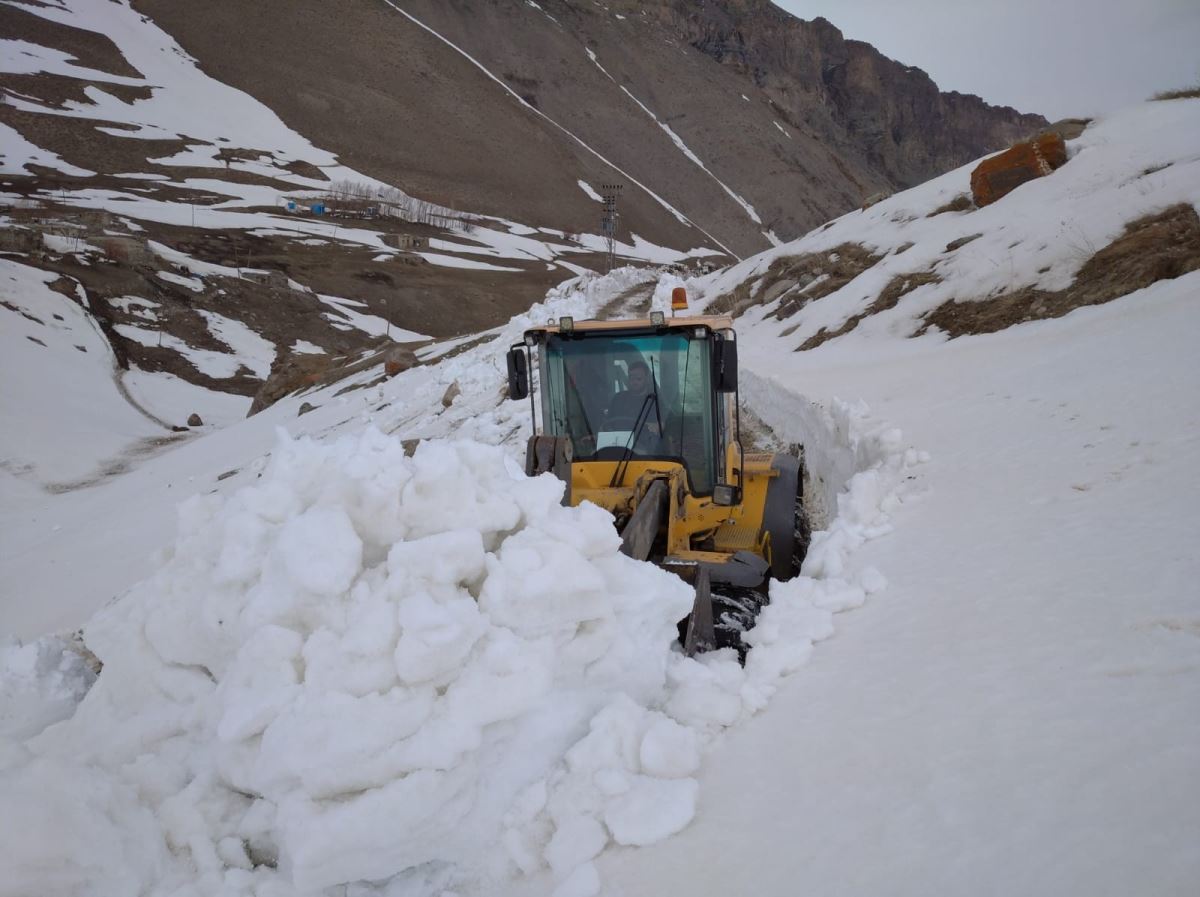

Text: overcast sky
xmin=773 ymin=0 xmax=1200 ymax=121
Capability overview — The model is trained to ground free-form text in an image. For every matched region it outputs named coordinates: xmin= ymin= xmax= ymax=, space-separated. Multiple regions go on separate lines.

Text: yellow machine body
xmin=508 ymin=309 xmax=807 ymax=637
xmin=566 ymin=450 xmax=781 ymax=571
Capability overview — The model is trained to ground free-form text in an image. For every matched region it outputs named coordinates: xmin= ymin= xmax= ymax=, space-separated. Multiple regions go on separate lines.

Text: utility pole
xmin=600 ymin=183 xmax=622 ymax=274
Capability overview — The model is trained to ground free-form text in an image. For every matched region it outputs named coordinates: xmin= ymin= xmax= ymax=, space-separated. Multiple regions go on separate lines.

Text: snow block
xmin=970 ymin=132 xmax=1067 ymax=207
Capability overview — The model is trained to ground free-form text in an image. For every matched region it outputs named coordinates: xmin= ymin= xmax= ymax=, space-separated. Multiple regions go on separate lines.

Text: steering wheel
xmin=602 ymin=415 xmax=641 ymax=431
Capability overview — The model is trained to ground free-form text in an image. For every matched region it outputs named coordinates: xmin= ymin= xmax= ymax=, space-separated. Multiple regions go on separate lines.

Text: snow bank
xmin=1 ymin=255 xmax=926 ymax=896
xmin=742 ymin=370 xmax=928 ymax=532
xmin=660 ymin=375 xmax=923 ymax=721
xmin=0 ymin=429 xmax=701 ymax=895
xmin=0 ymin=382 xmax=920 ymax=895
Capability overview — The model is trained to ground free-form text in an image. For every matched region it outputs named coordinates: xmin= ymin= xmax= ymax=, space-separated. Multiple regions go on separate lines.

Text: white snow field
xmin=0 ymin=260 xmax=167 ymax=485
xmin=2 ymin=96 xmax=1199 ymax=897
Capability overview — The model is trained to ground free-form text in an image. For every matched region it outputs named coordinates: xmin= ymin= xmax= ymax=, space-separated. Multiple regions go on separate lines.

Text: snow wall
xmin=0 ymin=398 xmax=923 ymax=897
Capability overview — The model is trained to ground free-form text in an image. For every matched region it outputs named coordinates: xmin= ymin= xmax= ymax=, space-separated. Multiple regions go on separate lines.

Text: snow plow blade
xmin=618 ymin=479 xmax=667 ymax=561
xmin=616 ymin=479 xmax=715 ymax=657
xmin=682 ymin=568 xmax=715 ymax=656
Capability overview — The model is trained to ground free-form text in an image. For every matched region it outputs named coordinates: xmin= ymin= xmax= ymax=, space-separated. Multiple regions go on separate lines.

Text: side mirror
xmin=714 ymin=338 xmax=738 ymax=393
xmin=506 ymin=347 xmax=529 ymax=400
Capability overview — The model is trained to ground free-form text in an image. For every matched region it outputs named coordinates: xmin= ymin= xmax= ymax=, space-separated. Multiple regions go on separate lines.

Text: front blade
xmin=683 ymin=567 xmax=715 ymax=656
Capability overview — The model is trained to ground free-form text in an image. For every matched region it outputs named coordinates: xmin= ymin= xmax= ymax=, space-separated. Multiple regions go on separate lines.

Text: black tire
xmin=711 ymin=585 xmax=770 ymax=662
xmin=791 ymin=494 xmax=812 ymax=578
xmin=763 ymin=454 xmax=802 ymax=582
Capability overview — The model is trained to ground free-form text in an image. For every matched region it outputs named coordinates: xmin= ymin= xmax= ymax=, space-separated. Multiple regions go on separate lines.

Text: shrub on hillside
xmin=1151 ymin=85 xmax=1200 ymax=101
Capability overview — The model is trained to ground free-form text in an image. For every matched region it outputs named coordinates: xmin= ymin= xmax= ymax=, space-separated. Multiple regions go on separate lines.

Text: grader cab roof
xmin=523 ymin=314 xmax=735 ymax=338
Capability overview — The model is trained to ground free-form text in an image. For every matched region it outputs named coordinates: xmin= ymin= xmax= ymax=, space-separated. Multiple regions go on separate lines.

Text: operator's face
xmin=628 ymin=367 xmax=648 ymax=392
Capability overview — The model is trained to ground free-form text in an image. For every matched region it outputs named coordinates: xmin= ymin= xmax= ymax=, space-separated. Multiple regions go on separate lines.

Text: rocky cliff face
xmin=653 ymin=1 xmax=1044 ymax=186
xmin=133 ymin=0 xmax=1045 ymax=258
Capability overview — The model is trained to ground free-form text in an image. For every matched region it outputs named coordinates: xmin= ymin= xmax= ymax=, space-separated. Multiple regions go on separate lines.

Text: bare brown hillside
xmin=132 ymin=0 xmax=1045 ymax=258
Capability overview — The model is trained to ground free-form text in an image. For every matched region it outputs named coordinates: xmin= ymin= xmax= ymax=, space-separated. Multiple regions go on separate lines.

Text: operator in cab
xmin=604 ymin=360 xmax=666 ymax=452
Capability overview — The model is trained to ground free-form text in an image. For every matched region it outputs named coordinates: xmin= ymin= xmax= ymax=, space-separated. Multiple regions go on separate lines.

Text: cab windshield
xmin=540 ymin=330 xmax=717 ymax=493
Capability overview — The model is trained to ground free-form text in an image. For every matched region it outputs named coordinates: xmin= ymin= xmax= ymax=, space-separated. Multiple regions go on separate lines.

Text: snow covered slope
xmin=692 ymin=98 xmax=1200 ymax=350
xmin=589 ymin=270 xmax=1200 ymax=897
xmin=2 ymin=98 xmax=1198 ymax=897
xmin=1 ymin=0 xmax=718 ymax=426
xmin=0 ymin=0 xmax=696 ymax=265
xmin=0 ymin=260 xmax=167 ymax=485
xmin=580 ymin=96 xmax=1200 ymax=897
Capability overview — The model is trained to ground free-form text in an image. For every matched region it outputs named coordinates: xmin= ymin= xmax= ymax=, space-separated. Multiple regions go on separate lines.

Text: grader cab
xmin=506 ymin=307 xmax=808 ymax=655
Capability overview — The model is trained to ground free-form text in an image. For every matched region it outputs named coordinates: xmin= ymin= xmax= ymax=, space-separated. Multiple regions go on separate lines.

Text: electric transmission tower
xmin=600 ymin=183 xmax=622 ymax=273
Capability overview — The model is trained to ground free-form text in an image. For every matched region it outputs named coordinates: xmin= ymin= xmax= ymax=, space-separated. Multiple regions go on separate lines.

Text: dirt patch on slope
xmin=709 ymin=243 xmax=882 ymax=320
xmin=927 ymin=194 xmax=974 ymax=217
xmin=1 ymin=3 xmax=142 ymax=78
xmin=798 ymin=271 xmax=940 ymax=350
xmin=919 ymin=203 xmax=1200 ymax=337
xmin=0 ymin=106 xmax=195 ymax=178
xmin=247 ymin=340 xmax=421 ymax=415
xmin=14 ymin=203 xmax=577 ymax=403
xmin=0 ymin=72 xmax=153 ymax=110
xmin=150 ymin=220 xmax=565 ymax=339
xmin=772 ymin=244 xmax=883 ymax=321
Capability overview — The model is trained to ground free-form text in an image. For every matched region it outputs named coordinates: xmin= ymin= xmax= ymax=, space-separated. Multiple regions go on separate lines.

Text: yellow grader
xmin=506 ymin=298 xmax=809 ymax=656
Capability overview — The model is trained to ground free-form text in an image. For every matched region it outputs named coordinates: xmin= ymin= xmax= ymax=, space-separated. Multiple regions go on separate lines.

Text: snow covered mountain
xmin=1 ymin=0 xmax=1051 ymax=443
xmin=133 ymin=0 xmax=1045 ymax=256
xmin=3 ymin=84 xmax=1198 ymax=897
xmin=2 ymin=0 xmax=730 ymax=424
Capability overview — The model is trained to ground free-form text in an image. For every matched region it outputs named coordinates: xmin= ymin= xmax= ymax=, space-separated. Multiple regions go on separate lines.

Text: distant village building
xmin=328 ymin=202 xmax=379 ymax=219
xmin=383 ymin=233 xmax=425 ymax=250
xmin=100 ymin=235 xmax=154 ymax=265
xmin=0 ymin=228 xmax=39 ymax=253
xmin=79 ymin=209 xmax=113 ymax=230
xmin=242 ymin=269 xmax=290 ymax=290
xmin=284 ymin=198 xmax=378 ymax=218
